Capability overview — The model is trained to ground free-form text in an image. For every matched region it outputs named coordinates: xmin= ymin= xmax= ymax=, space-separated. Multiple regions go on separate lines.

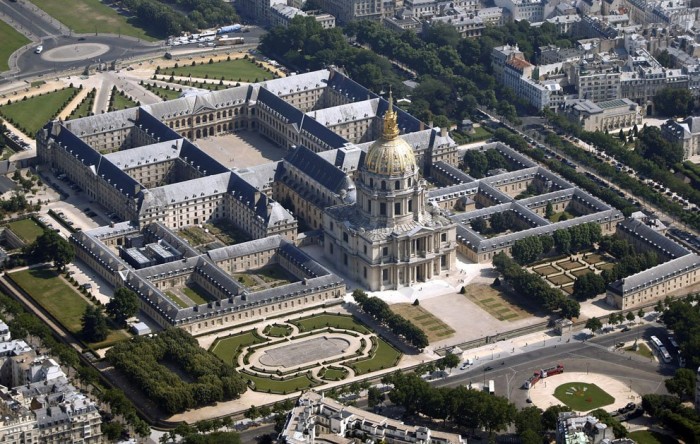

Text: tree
xmin=542 ymin=405 xmax=572 ymax=430
xmin=654 ymin=87 xmax=694 ymax=117
xmin=655 ymin=300 xmax=665 ymax=313
xmin=368 ymin=386 xmax=385 ymax=408
xmin=625 ymin=311 xmax=636 ymax=323
xmin=637 ymin=308 xmax=645 ymax=320
xmin=107 ymin=287 xmax=139 ymax=326
xmin=559 ymin=298 xmax=580 ymax=320
xmin=515 ymin=406 xmax=543 ymax=435
xmin=585 ymin=317 xmax=602 ymax=334
xmin=512 ymin=236 xmax=543 ymax=265
xmin=572 ymin=273 xmax=606 ymax=301
xmin=442 ymin=353 xmax=460 ymax=373
xmin=665 ymin=368 xmax=696 ymax=401
xmin=636 ymin=126 xmax=683 ymax=168
xmin=545 ymin=202 xmax=554 ymax=219
xmin=470 ymin=217 xmax=487 ymax=233
xmin=553 ymin=229 xmax=572 ymax=254
xmin=245 ymin=405 xmax=260 ymax=420
xmin=463 ymin=150 xmax=489 ymax=178
xmin=30 ymin=229 xmax=74 ymax=270
xmin=81 ymin=305 xmax=108 ymax=342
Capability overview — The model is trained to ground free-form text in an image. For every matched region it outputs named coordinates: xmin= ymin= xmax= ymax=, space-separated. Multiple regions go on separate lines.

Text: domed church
xmin=323 ymin=94 xmax=456 ymax=291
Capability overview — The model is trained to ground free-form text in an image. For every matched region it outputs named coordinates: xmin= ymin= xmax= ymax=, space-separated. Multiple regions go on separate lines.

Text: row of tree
xmin=493 ymin=252 xmax=580 ymax=318
xmin=510 ymin=223 xmax=601 ymax=266
xmin=120 ymin=0 xmax=238 ymax=38
xmin=661 ymin=298 xmax=700 ymax=370
xmin=643 ymin=394 xmax=700 ymax=443
xmin=106 ymin=328 xmax=247 ymax=414
xmin=80 ymin=287 xmax=140 ymax=342
xmin=462 ymin=149 xmax=510 ymax=178
xmin=352 ymin=289 xmax=429 ymax=349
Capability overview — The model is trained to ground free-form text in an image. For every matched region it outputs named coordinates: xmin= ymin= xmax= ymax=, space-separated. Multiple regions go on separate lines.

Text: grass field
xmin=627 ymin=342 xmax=653 ymax=359
xmin=629 ymin=430 xmax=679 ymax=444
xmin=28 ymin=0 xmax=157 ymax=41
xmin=0 ymin=87 xmax=77 ymax=136
xmin=463 ymin=284 xmax=530 ymax=321
xmin=165 ymin=59 xmax=274 ymax=83
xmin=320 ymin=366 xmax=347 ymax=381
xmin=572 ymin=269 xmax=594 ymax=277
xmin=294 ymin=314 xmax=369 ymax=334
xmin=143 ymin=83 xmax=182 ymax=101
xmin=178 ymin=226 xmax=215 ymax=246
xmin=10 ymin=268 xmax=89 ymax=333
xmin=553 ymin=382 xmax=615 ymax=411
xmin=264 ymin=324 xmax=292 ymax=337
xmin=583 ymin=253 xmax=606 ymax=265
xmin=109 ymin=91 xmax=138 ymax=111
xmin=211 ymin=331 xmax=267 ymax=365
xmin=6 ymin=219 xmax=44 ymax=243
xmin=69 ymin=93 xmax=94 ymax=119
xmin=0 ymin=20 xmax=30 ymax=72
xmin=165 ymin=291 xmax=189 ymax=309
xmin=557 ymin=259 xmax=584 ymax=270
xmin=246 ymin=373 xmax=315 ymax=393
xmin=351 ymin=337 xmax=402 ymax=375
xmin=182 ymin=284 xmax=214 ymax=305
xmin=548 ymin=274 xmax=574 ymax=286
xmin=549 ymin=211 xmax=575 ymax=222
xmin=391 ymin=303 xmax=454 ymax=342
xmin=533 ymin=265 xmax=558 ymax=276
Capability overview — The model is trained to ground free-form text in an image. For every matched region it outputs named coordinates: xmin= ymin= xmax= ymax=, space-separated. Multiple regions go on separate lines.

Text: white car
xmin=35 ymin=45 xmax=43 ymax=54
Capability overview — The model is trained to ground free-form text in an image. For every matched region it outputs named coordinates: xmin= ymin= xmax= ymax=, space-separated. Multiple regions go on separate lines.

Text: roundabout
xmin=41 ymin=43 xmax=110 ymax=63
xmin=528 ymin=372 xmax=640 ymax=413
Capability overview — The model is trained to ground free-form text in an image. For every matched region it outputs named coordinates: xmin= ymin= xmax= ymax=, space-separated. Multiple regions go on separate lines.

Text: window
xmin=382 ymin=269 xmax=389 ymax=281
xmin=380 ymin=203 xmax=386 ymax=216
xmin=330 ymin=244 xmax=334 ymax=254
xmin=441 ymin=233 xmax=447 ymax=242
xmin=363 ymin=245 xmax=367 ymax=254
xmin=382 ymin=247 xmax=388 ymax=256
xmin=381 ymin=181 xmax=386 ymax=190
xmin=343 ymin=253 xmax=348 ymax=265
xmin=330 ymin=222 xmax=334 ymax=230
xmin=363 ymin=267 xmax=367 ymax=278
xmin=395 ymin=180 xmax=400 ymax=190
xmin=394 ymin=202 xmax=401 ymax=215
xmin=343 ymin=232 xmax=349 ymax=242
xmin=408 ymin=200 xmax=413 ymax=212
xmin=369 ymin=178 xmax=374 ymax=188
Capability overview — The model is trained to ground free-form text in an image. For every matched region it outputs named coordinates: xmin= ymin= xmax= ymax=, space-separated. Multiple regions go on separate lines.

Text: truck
xmin=217 ymin=37 xmax=245 ymax=46
xmin=217 ymin=24 xmax=242 ymax=34
xmin=523 ymin=364 xmax=564 ymax=389
xmin=488 ymin=380 xmax=495 ymax=395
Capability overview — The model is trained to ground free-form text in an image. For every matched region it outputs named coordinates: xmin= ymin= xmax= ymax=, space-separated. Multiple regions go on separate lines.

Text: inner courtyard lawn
xmin=294 ymin=314 xmax=369 ymax=334
xmin=211 ymin=331 xmax=267 ymax=365
xmin=164 ymin=59 xmax=274 ymax=82
xmin=264 ymin=324 xmax=292 ymax=337
xmin=28 ymin=0 xmax=157 ymax=40
xmin=9 ymin=268 xmax=88 ymax=333
xmin=0 ymin=87 xmax=77 ymax=136
xmin=6 ymin=219 xmax=44 ymax=243
xmin=351 ymin=338 xmax=401 ymax=375
xmin=553 ymin=382 xmax=615 ymax=411
xmin=0 ymin=20 xmax=30 ymax=72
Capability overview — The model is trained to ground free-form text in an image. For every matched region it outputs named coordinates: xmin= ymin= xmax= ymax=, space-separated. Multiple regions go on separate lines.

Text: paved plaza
xmin=195 ymin=132 xmax=288 ymax=168
xmin=258 ymin=336 xmax=351 ymax=368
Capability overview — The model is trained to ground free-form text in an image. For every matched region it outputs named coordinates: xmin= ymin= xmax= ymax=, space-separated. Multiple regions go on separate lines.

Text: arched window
xmin=395 ymin=181 xmax=400 ymax=190
xmin=196 ymin=116 xmax=201 ymax=124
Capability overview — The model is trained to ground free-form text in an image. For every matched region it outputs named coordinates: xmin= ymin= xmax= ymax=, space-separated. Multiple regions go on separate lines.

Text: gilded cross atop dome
xmin=383 ymin=90 xmax=400 ymax=140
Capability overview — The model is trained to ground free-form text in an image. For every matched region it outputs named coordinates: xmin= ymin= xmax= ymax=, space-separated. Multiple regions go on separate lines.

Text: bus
xmin=488 ymin=380 xmax=495 ymax=395
xmin=650 ymin=336 xmax=663 ymax=351
xmin=660 ymin=347 xmax=672 ymax=364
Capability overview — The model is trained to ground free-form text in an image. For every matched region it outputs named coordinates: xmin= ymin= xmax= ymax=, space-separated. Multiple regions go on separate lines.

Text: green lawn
xmin=164 ymin=59 xmax=274 ymax=82
xmin=553 ymin=382 xmax=615 ymax=411
xmin=320 ymin=367 xmax=347 ymax=381
xmin=294 ymin=314 xmax=369 ymax=334
xmin=0 ymin=87 xmax=77 ymax=137
xmin=28 ymin=0 xmax=157 ymax=41
xmin=6 ymin=219 xmax=44 ymax=243
xmin=351 ymin=337 xmax=402 ymax=375
xmin=211 ymin=331 xmax=267 ymax=365
xmin=9 ymin=268 xmax=89 ymax=334
xmin=265 ymin=324 xmax=292 ymax=337
xmin=182 ymin=284 xmax=214 ymax=305
xmin=0 ymin=20 xmax=30 ymax=72
xmin=108 ymin=91 xmax=137 ymax=111
xmin=69 ymin=93 xmax=94 ymax=119
xmin=246 ymin=373 xmax=316 ymax=394
xmin=165 ymin=291 xmax=190 ymax=309
xmin=143 ymin=83 xmax=182 ymax=101
xmin=629 ymin=430 xmax=679 ymax=444
xmin=627 ymin=342 xmax=653 ymax=359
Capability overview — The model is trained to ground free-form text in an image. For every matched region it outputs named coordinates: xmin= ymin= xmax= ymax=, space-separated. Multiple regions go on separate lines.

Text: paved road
xmin=0 ymin=0 xmax=63 ymax=39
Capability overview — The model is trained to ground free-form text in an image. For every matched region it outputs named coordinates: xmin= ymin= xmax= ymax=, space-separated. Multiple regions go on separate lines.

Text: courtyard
xmin=194 ymin=131 xmax=288 ymax=168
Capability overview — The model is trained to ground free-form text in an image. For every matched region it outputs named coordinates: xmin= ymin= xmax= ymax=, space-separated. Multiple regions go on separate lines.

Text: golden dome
xmin=364 ymin=92 xmax=416 ymax=176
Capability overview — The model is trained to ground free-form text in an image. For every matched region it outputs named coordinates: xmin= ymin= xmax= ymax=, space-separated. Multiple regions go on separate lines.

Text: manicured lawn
xmin=28 ymin=0 xmax=157 ymax=41
xmin=233 ymin=273 xmax=257 ymax=287
xmin=320 ymin=366 xmax=347 ymax=381
xmin=627 ymin=342 xmax=654 ymax=359
xmin=246 ymin=373 xmax=315 ymax=393
xmin=165 ymin=59 xmax=274 ymax=82
xmin=294 ymin=314 xmax=369 ymax=334
xmin=463 ymin=284 xmax=531 ymax=321
xmin=553 ymin=382 xmax=615 ymax=411
xmin=9 ymin=268 xmax=89 ymax=334
xmin=583 ymin=253 xmax=606 ymax=265
xmin=69 ymin=93 xmax=94 ymax=119
xmin=548 ymin=274 xmax=574 ymax=286
xmin=165 ymin=291 xmax=189 ymax=308
xmin=629 ymin=430 xmax=678 ymax=444
xmin=143 ymin=83 xmax=182 ymax=101
xmin=557 ymin=259 xmax=584 ymax=270
xmin=264 ymin=324 xmax=292 ymax=337
xmin=533 ymin=265 xmax=558 ymax=276
xmin=90 ymin=328 xmax=131 ymax=350
xmin=6 ymin=219 xmax=44 ymax=243
xmin=0 ymin=20 xmax=30 ymax=72
xmin=109 ymin=91 xmax=138 ymax=111
xmin=0 ymin=87 xmax=77 ymax=137
xmin=211 ymin=331 xmax=267 ymax=365
xmin=182 ymin=284 xmax=214 ymax=305
xmin=549 ymin=211 xmax=575 ymax=222
xmin=391 ymin=303 xmax=454 ymax=343
xmin=351 ymin=337 xmax=401 ymax=375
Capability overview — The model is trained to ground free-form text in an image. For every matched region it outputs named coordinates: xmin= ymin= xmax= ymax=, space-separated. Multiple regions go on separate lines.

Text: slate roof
xmin=138 ymin=172 xmax=231 ymax=213
xmin=53 ymin=126 xmax=101 ymax=168
xmin=431 ymin=161 xmax=475 ymax=185
xmin=180 ymin=139 xmax=229 ymax=175
xmin=307 ymin=99 xmax=379 ymax=126
xmin=262 ymin=70 xmax=330 ymax=97
xmin=63 ymin=108 xmax=138 ymax=138
xmin=142 ymin=85 xmax=252 ymax=120
xmin=282 ymin=145 xmax=355 ymax=194
xmin=618 ymin=218 xmax=689 ymax=258
xmin=136 ymin=109 xmax=181 ymax=142
xmin=609 ymin=253 xmax=700 ymax=295
xmin=94 ymin=156 xmax=140 ymax=197
xmin=104 ymin=139 xmax=183 ymax=169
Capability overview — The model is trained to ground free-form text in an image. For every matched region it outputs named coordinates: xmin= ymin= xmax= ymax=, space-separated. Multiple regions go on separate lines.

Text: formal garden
xmin=553 ymin=382 xmax=615 ymax=411
xmin=156 ymin=57 xmax=276 ymax=83
xmin=390 ymin=303 xmax=455 ymax=342
xmin=210 ymin=313 xmax=402 ymax=394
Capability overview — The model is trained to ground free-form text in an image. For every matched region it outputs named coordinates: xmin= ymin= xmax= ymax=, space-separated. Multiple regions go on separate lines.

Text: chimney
xmin=428 ymin=121 xmax=434 ymax=128
xmin=441 ymin=127 xmax=448 ymax=137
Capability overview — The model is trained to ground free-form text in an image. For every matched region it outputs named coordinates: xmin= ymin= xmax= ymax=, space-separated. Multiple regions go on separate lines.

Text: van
xmin=34 ymin=45 xmax=43 ymax=54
